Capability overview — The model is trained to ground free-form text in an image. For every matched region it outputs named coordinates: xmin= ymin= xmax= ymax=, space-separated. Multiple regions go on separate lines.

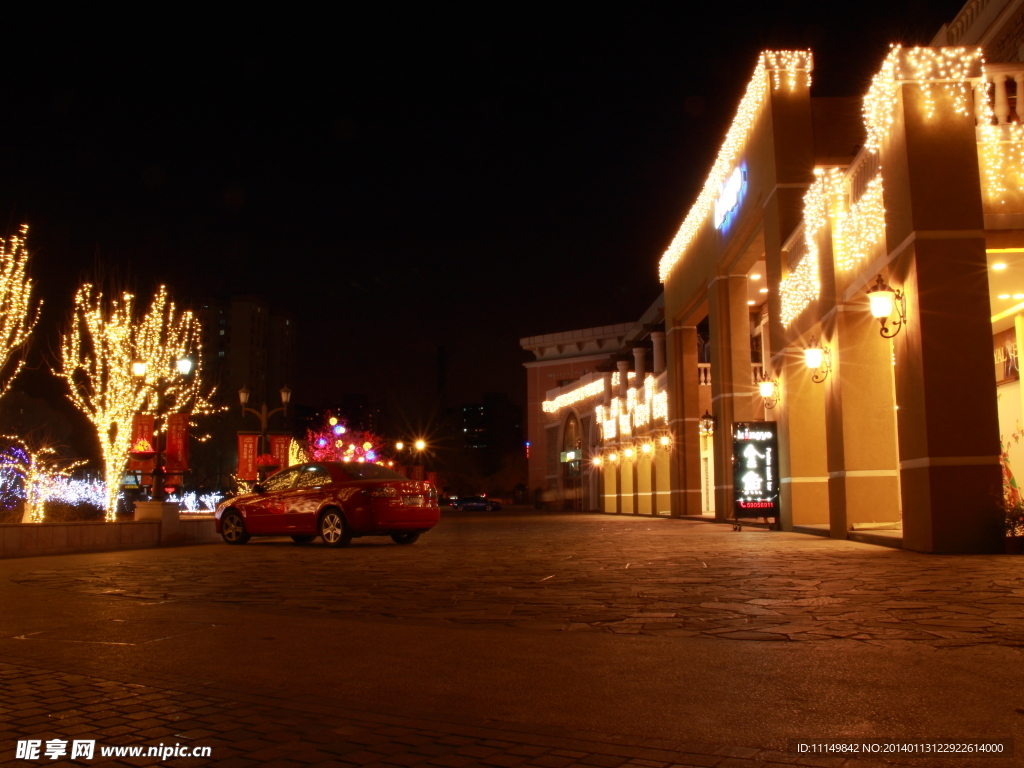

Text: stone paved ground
xmin=10 ymin=513 xmax=1024 ymax=648
xmin=3 ymin=511 xmax=1022 ymax=767
xmin=0 ymin=659 xmax=919 ymax=768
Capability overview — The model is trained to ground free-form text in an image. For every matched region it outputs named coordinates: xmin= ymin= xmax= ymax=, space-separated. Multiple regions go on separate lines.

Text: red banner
xmin=237 ymin=433 xmax=259 ymax=481
xmin=411 ymin=465 xmax=424 ymax=481
xmin=392 ymin=464 xmax=408 ymax=477
xmin=426 ymin=471 xmax=438 ymax=486
xmin=127 ymin=415 xmax=156 ymax=473
xmin=268 ymin=434 xmax=291 ymax=470
xmin=165 ymin=413 xmax=190 ymax=473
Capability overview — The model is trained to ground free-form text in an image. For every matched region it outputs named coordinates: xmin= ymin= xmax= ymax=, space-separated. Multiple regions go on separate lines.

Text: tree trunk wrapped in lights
xmin=58 ymin=285 xmax=217 ymax=521
xmin=0 ymin=437 xmax=86 ymax=523
xmin=0 ymin=225 xmax=40 ymax=397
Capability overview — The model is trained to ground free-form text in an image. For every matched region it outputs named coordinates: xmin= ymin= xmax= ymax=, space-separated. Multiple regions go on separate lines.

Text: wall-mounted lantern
xmin=866 ymin=274 xmax=906 ymax=339
xmin=804 ymin=337 xmax=832 ymax=384
xmin=758 ymin=375 xmax=780 ymax=409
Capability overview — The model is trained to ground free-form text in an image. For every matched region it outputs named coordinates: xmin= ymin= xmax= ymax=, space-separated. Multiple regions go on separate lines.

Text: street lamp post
xmin=239 ymin=385 xmax=292 ymax=456
xmin=130 ymin=356 xmax=194 ymax=502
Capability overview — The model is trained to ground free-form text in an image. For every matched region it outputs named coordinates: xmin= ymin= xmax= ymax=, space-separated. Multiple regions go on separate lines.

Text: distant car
xmin=453 ymin=496 xmax=501 ymax=511
xmin=215 ymin=462 xmax=439 ymax=546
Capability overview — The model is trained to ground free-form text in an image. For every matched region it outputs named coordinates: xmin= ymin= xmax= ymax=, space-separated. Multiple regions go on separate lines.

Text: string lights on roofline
xmin=658 ymin=50 xmax=813 ymax=283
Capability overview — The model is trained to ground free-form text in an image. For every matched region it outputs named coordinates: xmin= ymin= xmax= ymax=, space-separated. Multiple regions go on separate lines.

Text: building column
xmin=708 ymin=276 xmax=754 ymax=520
xmin=633 ymin=346 xmax=647 ymax=400
xmin=822 ymin=308 xmax=901 ymax=538
xmin=776 ymin=344 xmax=829 ymax=529
xmin=651 ymin=331 xmax=666 ymax=373
xmin=668 ymin=324 xmax=702 ymax=517
xmin=883 ymin=74 xmax=1002 ymax=553
xmin=617 ymin=360 xmax=630 ymax=398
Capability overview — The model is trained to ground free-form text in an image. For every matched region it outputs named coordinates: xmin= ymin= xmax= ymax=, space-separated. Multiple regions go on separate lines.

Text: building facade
xmin=527 ymin=0 xmax=1024 ymax=553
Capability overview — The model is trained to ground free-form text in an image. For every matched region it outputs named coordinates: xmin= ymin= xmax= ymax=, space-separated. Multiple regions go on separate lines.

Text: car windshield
xmin=335 ymin=463 xmax=409 ymax=481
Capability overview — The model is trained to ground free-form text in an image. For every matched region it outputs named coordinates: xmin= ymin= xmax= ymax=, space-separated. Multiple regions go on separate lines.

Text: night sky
xmin=0 ymin=2 xmax=965 ymax=427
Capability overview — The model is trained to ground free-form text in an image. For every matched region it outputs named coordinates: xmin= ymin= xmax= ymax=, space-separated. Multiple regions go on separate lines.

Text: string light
xmin=0 ymin=225 xmax=40 ymax=400
xmin=58 ymin=285 xmax=215 ymax=520
xmin=835 ymin=176 xmax=886 ymax=271
xmin=659 ymin=50 xmax=812 ymax=283
xmin=0 ymin=438 xmax=86 ymax=523
xmin=864 ymin=45 xmax=983 ymax=151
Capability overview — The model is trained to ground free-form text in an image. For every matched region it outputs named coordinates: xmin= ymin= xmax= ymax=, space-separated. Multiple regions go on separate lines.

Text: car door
xmin=279 ymin=464 xmax=331 ymax=533
xmin=245 ymin=468 xmax=300 ymax=534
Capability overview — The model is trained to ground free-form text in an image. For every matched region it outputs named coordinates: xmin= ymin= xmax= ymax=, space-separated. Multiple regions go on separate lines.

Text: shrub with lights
xmin=306 ymin=414 xmax=388 ymax=465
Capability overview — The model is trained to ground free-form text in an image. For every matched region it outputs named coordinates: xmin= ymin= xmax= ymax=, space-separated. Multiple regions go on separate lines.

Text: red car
xmin=215 ymin=462 xmax=439 ymax=546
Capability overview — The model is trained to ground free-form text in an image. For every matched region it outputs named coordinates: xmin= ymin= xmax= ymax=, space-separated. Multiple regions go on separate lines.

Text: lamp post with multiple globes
xmin=128 ymin=356 xmax=194 ymax=502
xmin=238 ymin=385 xmax=292 ymax=460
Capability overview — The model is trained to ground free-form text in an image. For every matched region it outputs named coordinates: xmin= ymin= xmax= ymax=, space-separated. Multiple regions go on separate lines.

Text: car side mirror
xmin=252 ymin=483 xmax=266 ymax=494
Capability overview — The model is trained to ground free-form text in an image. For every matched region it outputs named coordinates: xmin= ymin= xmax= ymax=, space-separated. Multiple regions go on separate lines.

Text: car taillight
xmin=364 ymin=486 xmax=397 ymax=498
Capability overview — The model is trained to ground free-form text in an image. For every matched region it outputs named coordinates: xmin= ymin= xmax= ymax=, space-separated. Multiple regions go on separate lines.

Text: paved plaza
xmin=2 ymin=511 xmax=1023 ymax=767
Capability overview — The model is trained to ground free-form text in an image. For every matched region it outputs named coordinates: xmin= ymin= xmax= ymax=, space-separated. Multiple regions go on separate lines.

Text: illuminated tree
xmin=0 ymin=437 xmax=86 ymax=523
xmin=58 ymin=284 xmax=216 ymax=520
xmin=0 ymin=225 xmax=40 ymax=398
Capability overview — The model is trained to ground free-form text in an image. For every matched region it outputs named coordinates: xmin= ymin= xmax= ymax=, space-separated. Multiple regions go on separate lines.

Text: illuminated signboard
xmin=714 ymin=166 xmax=747 ymax=229
xmin=732 ymin=421 xmax=779 ymax=518
xmin=559 ymin=450 xmax=578 ymax=463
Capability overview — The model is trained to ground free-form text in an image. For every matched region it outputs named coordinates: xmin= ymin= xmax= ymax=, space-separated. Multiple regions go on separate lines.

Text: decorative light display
xmin=58 ymin=284 xmax=215 ymax=520
xmin=305 ymin=412 xmax=387 ymax=464
xmin=658 ymin=51 xmax=813 ymax=283
xmin=835 ymin=176 xmax=886 ymax=272
xmin=0 ymin=439 xmax=86 ymax=523
xmin=979 ymin=122 xmax=1024 ymax=205
xmin=288 ymin=438 xmax=310 ymax=467
xmin=0 ymin=225 xmax=39 ymax=400
xmin=864 ymin=45 xmax=983 ymax=151
xmin=542 ymin=373 xmax=622 ymax=413
xmin=166 ymin=491 xmax=222 ymax=513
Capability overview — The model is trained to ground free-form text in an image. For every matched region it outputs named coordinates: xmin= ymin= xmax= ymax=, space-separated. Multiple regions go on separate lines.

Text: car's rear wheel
xmin=485 ymin=503 xmax=494 ymax=511
xmin=390 ymin=531 xmax=420 ymax=545
xmin=291 ymin=534 xmax=315 ymax=544
xmin=319 ymin=509 xmax=352 ymax=547
xmin=221 ymin=511 xmax=250 ymax=545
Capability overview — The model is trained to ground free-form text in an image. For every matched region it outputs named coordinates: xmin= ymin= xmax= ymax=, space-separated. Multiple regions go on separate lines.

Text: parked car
xmin=452 ymin=496 xmax=501 ymax=511
xmin=215 ymin=462 xmax=439 ymax=546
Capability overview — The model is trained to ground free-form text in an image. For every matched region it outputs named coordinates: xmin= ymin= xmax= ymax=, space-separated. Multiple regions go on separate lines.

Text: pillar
xmin=823 ymin=308 xmax=901 ymax=538
xmin=651 ymin=331 xmax=666 ymax=373
xmin=708 ymin=276 xmax=754 ymax=520
xmin=633 ymin=346 xmax=647 ymax=400
xmin=617 ymin=360 xmax=630 ymax=398
xmin=884 ymin=71 xmax=1002 ymax=553
xmin=776 ymin=344 xmax=829 ymax=529
xmin=668 ymin=324 xmax=703 ymax=517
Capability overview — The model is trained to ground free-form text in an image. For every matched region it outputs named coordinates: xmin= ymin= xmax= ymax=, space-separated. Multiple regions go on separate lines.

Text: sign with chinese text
xmin=732 ymin=422 xmax=779 ymax=518
xmin=268 ymin=433 xmax=291 ymax=470
xmin=127 ymin=415 xmax=156 ymax=474
xmin=237 ymin=433 xmax=259 ymax=481
xmin=411 ymin=465 xmax=425 ymax=481
xmin=165 ymin=413 xmax=190 ymax=473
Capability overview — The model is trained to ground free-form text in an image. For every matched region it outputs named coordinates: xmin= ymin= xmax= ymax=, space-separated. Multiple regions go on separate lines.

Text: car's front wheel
xmin=221 ymin=511 xmax=250 ymax=545
xmin=390 ymin=531 xmax=420 ymax=545
xmin=319 ymin=509 xmax=352 ymax=547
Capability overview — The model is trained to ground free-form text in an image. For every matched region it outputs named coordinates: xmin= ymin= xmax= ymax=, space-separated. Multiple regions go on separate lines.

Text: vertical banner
xmin=127 ymin=414 xmax=156 ymax=473
xmin=411 ymin=465 xmax=425 ymax=481
xmin=426 ymin=471 xmax=438 ymax=486
xmin=392 ymin=464 xmax=408 ymax=477
xmin=732 ymin=422 xmax=779 ymax=519
xmin=268 ymin=434 xmax=291 ymax=470
xmin=237 ymin=433 xmax=260 ymax=481
xmin=165 ymin=413 xmax=190 ymax=473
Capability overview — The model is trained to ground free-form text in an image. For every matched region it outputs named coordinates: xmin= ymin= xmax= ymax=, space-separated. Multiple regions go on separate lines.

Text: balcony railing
xmin=697 ymin=363 xmax=764 ymax=385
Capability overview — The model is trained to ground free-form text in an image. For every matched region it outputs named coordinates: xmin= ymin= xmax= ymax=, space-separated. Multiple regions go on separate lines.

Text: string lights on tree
xmin=0 ymin=225 xmax=40 ymax=399
xmin=0 ymin=438 xmax=86 ymax=524
xmin=58 ymin=285 xmax=214 ymax=521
